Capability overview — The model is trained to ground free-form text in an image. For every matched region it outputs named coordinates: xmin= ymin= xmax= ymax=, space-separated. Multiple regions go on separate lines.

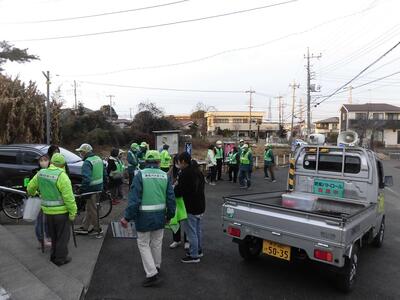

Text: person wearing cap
xmin=121 ymin=150 xmax=175 ymax=287
xmin=27 ymin=153 xmax=77 ymax=266
xmin=137 ymin=142 xmax=149 ymax=169
xmin=160 ymin=144 xmax=172 ymax=173
xmin=264 ymin=144 xmax=276 ymax=182
xmin=239 ymin=144 xmax=253 ymax=189
xmin=107 ymin=148 xmax=124 ymax=205
xmin=127 ymin=143 xmax=140 ymax=188
xmin=238 ymin=139 xmax=245 ymax=155
xmin=205 ymin=145 xmax=217 ymax=186
xmin=74 ymin=143 xmax=106 ymax=235
xmin=117 ymin=149 xmax=126 ymax=200
xmin=214 ymin=141 xmax=224 ymax=181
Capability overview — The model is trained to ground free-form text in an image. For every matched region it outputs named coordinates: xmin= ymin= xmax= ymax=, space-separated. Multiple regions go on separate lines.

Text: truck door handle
xmin=272 ymin=232 xmax=281 ymax=236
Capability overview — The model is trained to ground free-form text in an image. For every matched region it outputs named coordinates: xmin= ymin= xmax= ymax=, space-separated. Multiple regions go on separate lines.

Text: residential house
xmin=340 ymin=103 xmax=400 ymax=147
xmin=314 ymin=117 xmax=339 ymax=138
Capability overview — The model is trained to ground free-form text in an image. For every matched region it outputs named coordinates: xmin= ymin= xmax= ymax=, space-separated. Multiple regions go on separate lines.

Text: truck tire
xmin=337 ymin=244 xmax=359 ymax=293
xmin=372 ymin=217 xmax=385 ymax=248
xmin=238 ymin=237 xmax=262 ymax=260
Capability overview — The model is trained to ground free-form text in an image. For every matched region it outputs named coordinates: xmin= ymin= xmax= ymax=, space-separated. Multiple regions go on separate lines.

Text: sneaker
xmin=198 ymin=251 xmax=204 ymax=258
xmin=142 ymin=274 xmax=162 ymax=287
xmin=272 ymin=180 xmax=277 ymax=183
xmin=181 ymin=256 xmax=200 ymax=264
xmin=74 ymin=227 xmax=89 ymax=235
xmin=204 ymin=178 xmax=209 ymax=184
xmin=44 ymin=239 xmax=52 ymax=248
xmin=264 ymin=177 xmax=269 ymax=180
xmin=184 ymin=242 xmax=190 ymax=250
xmin=53 ymin=256 xmax=72 ymax=266
xmin=88 ymin=228 xmax=103 ymax=235
xmin=209 ymin=182 xmax=216 ymax=186
xmin=239 ymin=186 xmax=247 ymax=189
xmin=169 ymin=241 xmax=181 ymax=249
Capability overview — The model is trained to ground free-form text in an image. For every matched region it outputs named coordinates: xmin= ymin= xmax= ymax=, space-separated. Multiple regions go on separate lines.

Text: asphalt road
xmin=85 ymin=162 xmax=400 ymax=300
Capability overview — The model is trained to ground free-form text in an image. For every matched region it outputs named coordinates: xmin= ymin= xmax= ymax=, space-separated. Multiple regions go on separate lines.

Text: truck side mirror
xmin=384 ymin=176 xmax=393 ymax=187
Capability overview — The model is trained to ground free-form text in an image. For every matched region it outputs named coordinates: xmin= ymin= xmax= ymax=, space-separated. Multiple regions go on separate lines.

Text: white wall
xmin=384 ymin=129 xmax=399 ymax=146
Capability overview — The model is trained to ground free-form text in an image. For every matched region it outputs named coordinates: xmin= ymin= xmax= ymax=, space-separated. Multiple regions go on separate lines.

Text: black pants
xmin=173 ymin=226 xmax=188 ymax=243
xmin=207 ymin=166 xmax=217 ymax=183
xmin=46 ymin=213 xmax=70 ymax=263
xmin=216 ymin=158 xmax=223 ymax=180
xmin=264 ymin=163 xmax=276 ymax=180
xmin=228 ymin=165 xmax=239 ymax=183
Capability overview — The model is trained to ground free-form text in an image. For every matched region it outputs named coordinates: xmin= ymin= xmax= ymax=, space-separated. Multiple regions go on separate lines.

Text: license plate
xmin=262 ymin=240 xmax=291 ymax=261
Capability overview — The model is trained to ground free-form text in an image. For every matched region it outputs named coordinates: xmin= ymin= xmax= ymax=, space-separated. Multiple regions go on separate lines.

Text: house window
xmin=214 ymin=118 xmax=229 ymax=124
xmin=372 ymin=113 xmax=384 ymax=120
xmin=355 ymin=113 xmax=367 ymax=120
xmin=387 ymin=113 xmax=400 ymax=120
xmin=332 ymin=123 xmax=338 ymax=130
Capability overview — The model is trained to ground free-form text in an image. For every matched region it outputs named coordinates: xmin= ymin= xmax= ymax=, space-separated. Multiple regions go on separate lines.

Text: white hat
xmin=239 ymin=139 xmax=244 ymax=143
xmin=216 ymin=140 xmax=222 ymax=145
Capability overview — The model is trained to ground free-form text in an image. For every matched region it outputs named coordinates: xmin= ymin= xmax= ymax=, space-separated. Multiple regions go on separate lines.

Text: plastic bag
xmin=166 ymin=197 xmax=187 ymax=233
xmin=23 ymin=197 xmax=42 ymax=221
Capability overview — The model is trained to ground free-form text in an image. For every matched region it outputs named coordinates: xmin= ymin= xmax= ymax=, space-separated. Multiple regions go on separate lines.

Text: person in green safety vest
xmin=117 ymin=149 xmax=126 ymax=200
xmin=127 ymin=142 xmax=139 ymax=188
xmin=228 ymin=147 xmax=240 ymax=183
xmin=27 ymin=153 xmax=77 ymax=266
xmin=137 ymin=141 xmax=149 ymax=169
xmin=121 ymin=150 xmax=176 ymax=287
xmin=239 ymin=144 xmax=253 ymax=189
xmin=264 ymin=144 xmax=276 ymax=182
xmin=214 ymin=140 xmax=224 ymax=181
xmin=74 ymin=143 xmax=106 ymax=236
xmin=237 ymin=139 xmax=245 ymax=156
xmin=107 ymin=148 xmax=124 ymax=205
xmin=160 ymin=144 xmax=172 ymax=173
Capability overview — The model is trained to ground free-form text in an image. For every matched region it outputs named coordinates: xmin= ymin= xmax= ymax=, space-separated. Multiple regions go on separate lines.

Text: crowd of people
xmin=23 ymin=138 xmax=276 ymax=287
xmin=206 ymin=139 xmax=277 ymax=189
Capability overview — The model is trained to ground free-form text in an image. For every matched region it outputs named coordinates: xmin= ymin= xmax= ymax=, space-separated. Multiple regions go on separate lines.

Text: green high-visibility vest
xmin=229 ymin=152 xmax=238 ymax=165
xmin=264 ymin=149 xmax=273 ymax=162
xmin=240 ymin=151 xmax=250 ymax=165
xmin=110 ymin=158 xmax=124 ymax=179
xmin=38 ymin=168 xmax=64 ymax=209
xmin=86 ymin=155 xmax=104 ymax=186
xmin=160 ymin=150 xmax=172 ymax=169
xmin=215 ymin=147 xmax=223 ymax=159
xmin=140 ymin=168 xmax=168 ymax=212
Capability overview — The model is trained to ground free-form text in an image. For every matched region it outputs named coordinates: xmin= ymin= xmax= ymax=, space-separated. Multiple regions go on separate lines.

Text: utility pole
xmin=245 ymin=89 xmax=255 ymax=138
xmin=268 ymin=98 xmax=272 ymax=121
xmin=129 ymin=108 xmax=133 ymax=120
xmin=42 ymin=71 xmax=51 ymax=144
xmin=107 ymin=95 xmax=115 ymax=120
xmin=275 ymin=95 xmax=284 ymax=126
xmin=345 ymin=85 xmax=353 ymax=104
xmin=305 ymin=47 xmax=321 ymax=136
xmin=73 ymin=80 xmax=77 ymax=110
xmin=289 ymin=81 xmax=300 ymax=139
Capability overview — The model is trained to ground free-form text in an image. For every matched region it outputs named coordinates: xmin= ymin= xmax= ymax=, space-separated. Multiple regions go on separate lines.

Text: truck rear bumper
xmin=223 ymin=218 xmax=348 ymax=268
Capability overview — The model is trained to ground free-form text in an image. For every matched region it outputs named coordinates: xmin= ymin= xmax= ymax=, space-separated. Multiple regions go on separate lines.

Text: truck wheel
xmin=337 ymin=245 xmax=359 ymax=293
xmin=238 ymin=237 xmax=262 ymax=260
xmin=372 ymin=217 xmax=385 ymax=248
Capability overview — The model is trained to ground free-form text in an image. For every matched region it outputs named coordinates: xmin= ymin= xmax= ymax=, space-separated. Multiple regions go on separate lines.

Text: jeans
xmin=137 ymin=229 xmax=164 ymax=277
xmin=35 ymin=210 xmax=49 ymax=242
xmin=184 ymin=214 xmax=203 ymax=258
xmin=239 ymin=166 xmax=251 ymax=188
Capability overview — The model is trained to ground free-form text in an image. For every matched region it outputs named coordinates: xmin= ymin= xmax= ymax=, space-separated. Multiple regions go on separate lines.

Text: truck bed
xmin=225 ymin=191 xmax=369 ymax=221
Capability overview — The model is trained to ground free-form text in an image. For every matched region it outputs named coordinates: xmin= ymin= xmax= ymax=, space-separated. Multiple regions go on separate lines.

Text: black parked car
xmin=0 ymin=144 xmax=83 ymax=187
xmin=0 ymin=144 xmax=83 ymax=219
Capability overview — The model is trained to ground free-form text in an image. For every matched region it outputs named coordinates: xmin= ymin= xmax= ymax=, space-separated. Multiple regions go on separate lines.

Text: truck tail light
xmin=227 ymin=226 xmax=241 ymax=237
xmin=314 ymin=249 xmax=333 ymax=262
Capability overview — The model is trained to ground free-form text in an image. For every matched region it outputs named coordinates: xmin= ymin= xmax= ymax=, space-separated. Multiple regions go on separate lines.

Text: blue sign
xmin=185 ymin=142 xmax=192 ymax=155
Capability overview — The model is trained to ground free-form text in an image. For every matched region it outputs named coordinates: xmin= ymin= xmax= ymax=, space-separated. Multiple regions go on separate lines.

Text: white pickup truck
xmin=222 ymin=143 xmax=393 ymax=292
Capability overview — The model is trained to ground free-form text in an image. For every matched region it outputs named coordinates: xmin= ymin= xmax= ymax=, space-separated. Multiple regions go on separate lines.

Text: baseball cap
xmin=75 ymin=143 xmax=93 ymax=153
xmin=144 ymin=150 xmax=161 ymax=161
xmin=51 ymin=153 xmax=66 ymax=166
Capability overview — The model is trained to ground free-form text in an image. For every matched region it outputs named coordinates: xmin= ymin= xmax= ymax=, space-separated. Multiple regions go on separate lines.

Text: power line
xmin=79 ymin=80 xmax=247 ymax=93
xmin=315 ymin=40 xmax=400 ymax=107
xmin=63 ymin=3 xmax=378 ymax=77
xmin=11 ymin=0 xmax=298 ymax=42
xmin=1 ymin=0 xmax=189 ymax=24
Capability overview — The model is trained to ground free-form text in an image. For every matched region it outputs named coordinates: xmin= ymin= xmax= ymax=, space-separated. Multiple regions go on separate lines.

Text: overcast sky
xmin=1 ymin=0 xmax=399 ymax=122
